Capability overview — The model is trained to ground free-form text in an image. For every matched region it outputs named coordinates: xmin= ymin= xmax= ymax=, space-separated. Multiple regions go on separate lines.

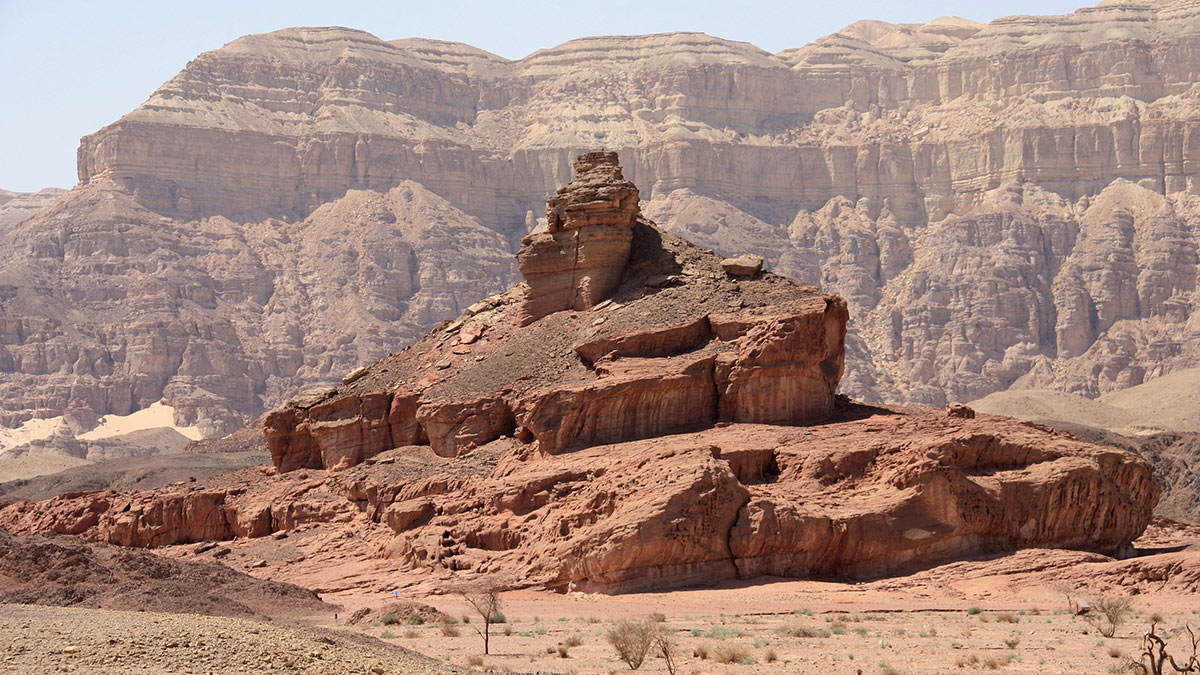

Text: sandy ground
xmin=79 ymin=401 xmax=203 ymax=441
xmin=3 ymin=532 xmax=1197 ymax=674
xmin=0 ymin=604 xmax=466 ymax=674
xmin=970 ymin=366 xmax=1200 ymax=435
xmin=0 ymin=416 xmax=65 ymax=453
xmin=313 ymin=539 xmax=1200 ymax=674
xmin=0 ymin=454 xmax=89 ymax=483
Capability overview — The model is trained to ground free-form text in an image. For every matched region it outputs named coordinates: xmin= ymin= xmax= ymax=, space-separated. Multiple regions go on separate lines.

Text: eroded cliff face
xmin=0 ymin=404 xmax=1159 ymax=592
xmin=4 ymin=0 xmax=1200 ymax=436
xmin=0 ymin=181 xmax=513 ymax=435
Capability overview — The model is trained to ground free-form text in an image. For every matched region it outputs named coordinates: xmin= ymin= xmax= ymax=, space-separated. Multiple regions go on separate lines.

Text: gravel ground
xmin=0 ymin=604 xmax=467 ymax=674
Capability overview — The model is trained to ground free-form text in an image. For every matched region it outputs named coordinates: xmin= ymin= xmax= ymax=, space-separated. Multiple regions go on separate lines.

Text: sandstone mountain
xmin=0 ymin=187 xmax=66 ymax=236
xmin=3 ymin=0 xmax=1200 ymax=440
xmin=0 ymin=155 xmax=1159 ymax=594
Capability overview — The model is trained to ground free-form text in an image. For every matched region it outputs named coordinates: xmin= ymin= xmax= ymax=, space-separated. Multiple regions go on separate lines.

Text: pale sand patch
xmin=1100 ymin=366 xmax=1200 ymax=433
xmin=0 ymin=453 xmax=90 ymax=483
xmin=970 ymin=367 xmax=1200 ymax=434
xmin=79 ymin=401 xmax=203 ymax=442
xmin=970 ymin=389 xmax=1135 ymax=429
xmin=0 ymin=415 xmax=66 ymax=452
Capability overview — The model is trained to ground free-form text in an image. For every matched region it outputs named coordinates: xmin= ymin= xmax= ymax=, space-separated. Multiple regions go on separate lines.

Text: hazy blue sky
xmin=2 ymin=0 xmax=1088 ymax=192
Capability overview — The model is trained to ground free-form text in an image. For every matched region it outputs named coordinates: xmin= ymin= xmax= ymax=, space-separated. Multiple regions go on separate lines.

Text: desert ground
xmin=323 ymin=533 xmax=1199 ymax=674
xmin=3 ymin=521 xmax=1195 ymax=673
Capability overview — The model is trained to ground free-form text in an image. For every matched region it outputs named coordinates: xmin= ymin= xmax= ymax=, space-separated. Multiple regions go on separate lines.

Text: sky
xmin=1 ymin=0 xmax=1090 ymax=192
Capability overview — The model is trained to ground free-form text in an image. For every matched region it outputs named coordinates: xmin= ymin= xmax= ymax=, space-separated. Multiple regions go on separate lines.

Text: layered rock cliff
xmin=0 ymin=403 xmax=1160 ymax=592
xmin=0 ymin=155 xmax=1159 ymax=593
xmin=0 ymin=188 xmax=66 ymax=236
xmin=3 ymin=0 xmax=1200 ymax=437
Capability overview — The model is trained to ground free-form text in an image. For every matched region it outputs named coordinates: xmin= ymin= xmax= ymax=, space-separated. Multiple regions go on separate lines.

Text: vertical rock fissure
xmin=725 ymin=494 xmax=751 ymax=579
xmin=568 ymin=229 xmax=582 ymax=310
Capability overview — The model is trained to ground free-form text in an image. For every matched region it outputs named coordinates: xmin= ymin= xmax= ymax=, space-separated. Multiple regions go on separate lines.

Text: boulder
xmin=720 ymin=254 xmax=764 ymax=278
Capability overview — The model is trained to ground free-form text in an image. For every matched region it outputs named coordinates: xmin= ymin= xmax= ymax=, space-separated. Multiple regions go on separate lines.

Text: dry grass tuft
xmin=712 ymin=643 xmax=752 ymax=664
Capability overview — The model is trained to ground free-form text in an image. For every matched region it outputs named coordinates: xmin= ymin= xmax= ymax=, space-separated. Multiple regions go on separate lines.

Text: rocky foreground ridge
xmin=0 ymin=155 xmax=1160 ymax=592
xmin=3 ymin=0 xmax=1200 ymax=439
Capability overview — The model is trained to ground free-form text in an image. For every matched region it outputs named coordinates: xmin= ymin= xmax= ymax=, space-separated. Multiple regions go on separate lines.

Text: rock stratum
xmin=0 ymin=155 xmax=1159 ymax=593
xmin=3 ymin=0 xmax=1200 ymax=439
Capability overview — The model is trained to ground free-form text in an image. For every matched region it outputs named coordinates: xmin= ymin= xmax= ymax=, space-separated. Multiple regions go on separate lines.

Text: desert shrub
xmin=403 ymin=628 xmax=418 ymax=639
xmin=606 ymin=619 xmax=656 ymax=670
xmin=967 ymin=607 xmax=981 ymax=616
xmin=649 ymin=611 xmax=667 ymax=623
xmin=441 ymin=624 xmax=460 ymax=637
xmin=983 ymin=655 xmax=1015 ymax=670
xmin=997 ymin=612 xmax=1018 ymax=624
xmin=693 ymin=645 xmax=709 ymax=660
xmin=1128 ymin=622 xmax=1199 ymax=675
xmin=380 ymin=613 xmax=402 ymax=626
xmin=502 ymin=625 xmax=512 ymax=636
xmin=456 ymin=581 xmax=504 ymax=655
xmin=563 ymin=632 xmax=583 ymax=648
xmin=765 ymin=649 xmax=778 ymax=663
xmin=712 ymin=643 xmax=753 ymax=665
xmin=776 ymin=626 xmax=819 ymax=638
xmin=1087 ymin=596 xmax=1134 ymax=638
xmin=653 ymin=627 xmax=679 ymax=675
xmin=1004 ymin=637 xmax=1020 ymax=649
xmin=466 ymin=655 xmax=483 ymax=667
xmin=489 ymin=612 xmax=506 ymax=624
xmin=381 ymin=630 xmax=396 ymax=639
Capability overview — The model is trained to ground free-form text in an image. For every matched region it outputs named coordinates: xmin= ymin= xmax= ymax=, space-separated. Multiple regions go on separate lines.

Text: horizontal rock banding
xmin=0 ymin=405 xmax=1159 ymax=593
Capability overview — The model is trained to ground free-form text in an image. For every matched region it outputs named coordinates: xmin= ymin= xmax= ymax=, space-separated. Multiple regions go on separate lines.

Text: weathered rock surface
xmin=0 ymin=188 xmax=65 ymax=236
xmin=6 ymin=0 xmax=1200 ymax=444
xmin=265 ymin=157 xmax=848 ymax=467
xmin=721 ymin=254 xmax=764 ymax=278
xmin=0 ymin=529 xmax=328 ymax=618
xmin=0 ymin=155 xmax=1161 ymax=593
xmin=517 ymin=151 xmax=641 ymax=324
xmin=0 ymin=403 xmax=1159 ymax=592
xmin=0 ymin=182 xmax=513 ymax=437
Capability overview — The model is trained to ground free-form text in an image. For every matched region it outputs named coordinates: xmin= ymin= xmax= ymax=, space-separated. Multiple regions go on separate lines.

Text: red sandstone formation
xmin=517 ymin=151 xmax=642 ymax=325
xmin=0 ymin=153 xmax=1162 ymax=592
xmin=263 ymin=154 xmax=848 ymax=469
xmin=0 ymin=404 xmax=1159 ymax=592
